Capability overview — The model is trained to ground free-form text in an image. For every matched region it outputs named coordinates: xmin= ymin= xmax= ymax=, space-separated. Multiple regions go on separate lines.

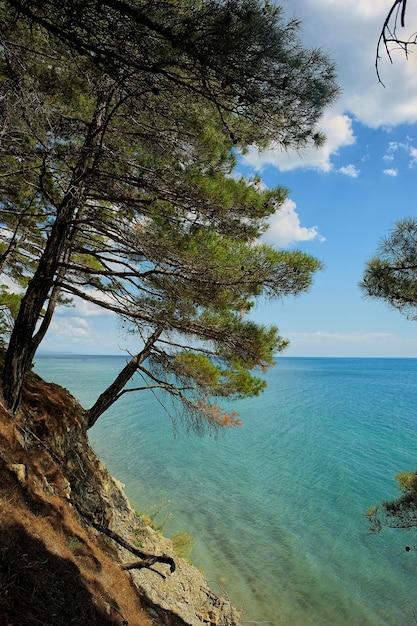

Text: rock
xmin=8 ymin=463 xmax=26 ymax=483
xmin=0 ymin=373 xmax=242 ymax=626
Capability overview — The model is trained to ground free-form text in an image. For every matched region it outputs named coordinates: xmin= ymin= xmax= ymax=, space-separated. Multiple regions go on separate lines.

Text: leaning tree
xmin=0 ymin=0 xmax=339 ymax=428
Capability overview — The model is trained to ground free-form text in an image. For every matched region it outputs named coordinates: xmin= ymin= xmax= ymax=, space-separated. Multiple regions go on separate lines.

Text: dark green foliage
xmin=6 ymin=0 xmax=338 ymax=149
xmin=0 ymin=285 xmax=21 ymax=348
xmin=360 ymin=218 xmax=417 ymax=320
xmin=1 ymin=0 xmax=337 ymax=428
xmin=367 ymin=470 xmax=417 ymax=536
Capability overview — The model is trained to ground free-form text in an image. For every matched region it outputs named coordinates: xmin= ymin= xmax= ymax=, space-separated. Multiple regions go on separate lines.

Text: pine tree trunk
xmin=86 ymin=356 xmax=141 ymax=429
xmin=86 ymin=328 xmax=162 ymax=428
xmin=2 ymin=85 xmax=113 ymax=413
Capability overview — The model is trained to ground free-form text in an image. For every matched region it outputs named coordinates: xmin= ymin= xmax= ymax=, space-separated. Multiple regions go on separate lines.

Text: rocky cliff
xmin=0 ymin=370 xmax=241 ymax=626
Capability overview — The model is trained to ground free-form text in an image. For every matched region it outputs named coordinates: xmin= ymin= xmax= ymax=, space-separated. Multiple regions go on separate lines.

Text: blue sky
xmin=41 ymin=0 xmax=417 ymax=357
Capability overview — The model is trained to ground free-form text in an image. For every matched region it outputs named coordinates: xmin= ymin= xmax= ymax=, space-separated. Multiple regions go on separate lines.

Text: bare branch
xmin=376 ymin=0 xmax=417 ymax=85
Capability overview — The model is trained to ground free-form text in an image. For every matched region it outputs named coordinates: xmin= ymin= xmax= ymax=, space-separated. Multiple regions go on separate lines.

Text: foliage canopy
xmin=367 ymin=470 xmax=417 ymax=539
xmin=0 ymin=0 xmax=338 ymax=429
xmin=360 ymin=218 xmax=417 ymax=321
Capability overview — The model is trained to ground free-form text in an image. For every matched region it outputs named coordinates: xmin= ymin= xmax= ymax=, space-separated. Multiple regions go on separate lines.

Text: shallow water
xmin=35 ymin=356 xmax=417 ymax=625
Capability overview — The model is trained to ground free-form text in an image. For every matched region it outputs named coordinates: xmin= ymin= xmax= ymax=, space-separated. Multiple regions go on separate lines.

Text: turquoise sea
xmin=34 ymin=356 xmax=417 ymax=625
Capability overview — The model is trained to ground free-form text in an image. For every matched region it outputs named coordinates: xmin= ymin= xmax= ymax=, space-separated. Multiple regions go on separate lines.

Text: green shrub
xmin=171 ymin=531 xmax=194 ymax=560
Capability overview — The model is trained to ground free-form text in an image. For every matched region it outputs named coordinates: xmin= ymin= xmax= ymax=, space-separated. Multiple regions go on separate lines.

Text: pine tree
xmin=0 ymin=0 xmax=338 ymax=426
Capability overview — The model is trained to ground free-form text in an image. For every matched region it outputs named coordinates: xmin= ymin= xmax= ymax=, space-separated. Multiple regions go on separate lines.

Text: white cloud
xmin=384 ymin=141 xmax=400 ymax=161
xmin=49 ymin=317 xmax=91 ymax=341
xmin=262 ymin=199 xmax=324 ymax=247
xmin=409 ymin=146 xmax=417 ymax=167
xmin=242 ymin=113 xmax=355 ymax=173
xmin=338 ymin=164 xmax=360 ymax=177
xmin=290 ymin=331 xmax=397 ymax=344
xmin=383 ymin=168 xmax=398 ymax=177
xmin=41 ymin=312 xmax=124 ymax=354
xmin=241 ymin=1 xmax=417 ymax=176
xmin=38 ymin=292 xmax=121 ymax=352
xmin=383 ymin=140 xmax=417 ymax=169
xmin=284 ymin=1 xmax=417 ymax=127
xmin=56 ymin=290 xmax=117 ymax=318
xmin=285 ymin=330 xmax=413 ymax=356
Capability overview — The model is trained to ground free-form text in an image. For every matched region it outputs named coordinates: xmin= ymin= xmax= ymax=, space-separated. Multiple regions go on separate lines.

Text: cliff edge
xmin=0 ymin=370 xmax=241 ymax=626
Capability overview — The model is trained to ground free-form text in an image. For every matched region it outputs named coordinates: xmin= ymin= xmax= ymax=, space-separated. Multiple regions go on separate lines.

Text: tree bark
xmin=86 ymin=328 xmax=162 ymax=428
xmin=2 ymin=83 xmax=113 ymax=413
